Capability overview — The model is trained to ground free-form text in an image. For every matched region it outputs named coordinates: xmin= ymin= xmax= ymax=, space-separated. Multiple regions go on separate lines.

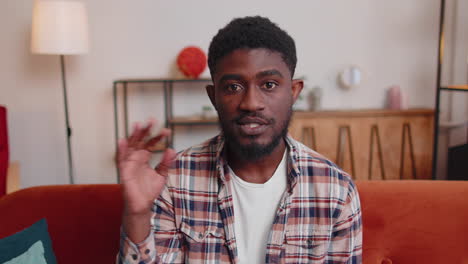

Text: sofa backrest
xmin=0 ymin=184 xmax=122 ymax=263
xmin=0 ymin=181 xmax=467 ymax=264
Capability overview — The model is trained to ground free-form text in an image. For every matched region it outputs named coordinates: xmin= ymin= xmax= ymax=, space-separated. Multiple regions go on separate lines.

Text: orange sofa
xmin=0 ymin=181 xmax=467 ymax=263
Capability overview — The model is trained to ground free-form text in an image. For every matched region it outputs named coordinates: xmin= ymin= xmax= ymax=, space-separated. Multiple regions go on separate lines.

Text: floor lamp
xmin=31 ymin=1 xmax=89 ymax=184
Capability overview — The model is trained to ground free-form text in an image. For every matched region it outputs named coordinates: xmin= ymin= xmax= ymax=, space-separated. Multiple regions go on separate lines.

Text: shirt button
xmin=131 ymin=254 xmax=138 ymax=260
xmin=145 ymin=249 xmax=150 ymax=254
xmin=198 ymin=233 xmax=204 ymax=239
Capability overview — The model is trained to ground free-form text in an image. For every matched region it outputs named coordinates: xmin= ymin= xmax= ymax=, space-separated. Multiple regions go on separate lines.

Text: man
xmin=117 ymin=16 xmax=362 ymax=264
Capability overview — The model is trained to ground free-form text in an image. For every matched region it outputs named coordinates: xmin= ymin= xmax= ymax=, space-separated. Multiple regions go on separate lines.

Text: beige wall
xmin=1 ymin=0 xmax=441 ymax=187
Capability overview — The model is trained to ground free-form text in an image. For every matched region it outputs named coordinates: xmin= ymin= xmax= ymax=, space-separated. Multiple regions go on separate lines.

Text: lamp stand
xmin=60 ymin=55 xmax=74 ymax=184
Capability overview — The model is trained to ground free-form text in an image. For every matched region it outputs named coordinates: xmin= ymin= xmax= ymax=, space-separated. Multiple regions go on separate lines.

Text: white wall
xmin=1 ymin=0 xmax=441 ymax=187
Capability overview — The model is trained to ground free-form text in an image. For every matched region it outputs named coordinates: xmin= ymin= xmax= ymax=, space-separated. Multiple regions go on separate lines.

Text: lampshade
xmin=31 ymin=0 xmax=89 ymax=55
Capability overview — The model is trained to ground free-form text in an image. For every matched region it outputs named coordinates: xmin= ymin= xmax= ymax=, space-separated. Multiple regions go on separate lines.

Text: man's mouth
xmin=236 ymin=117 xmax=270 ymax=136
xmin=238 ymin=122 xmax=267 ymax=136
xmin=244 ymin=123 xmax=261 ymax=129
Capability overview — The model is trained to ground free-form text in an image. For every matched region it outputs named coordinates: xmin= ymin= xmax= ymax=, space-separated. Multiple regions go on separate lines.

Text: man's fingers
xmin=125 ymin=149 xmax=152 ymax=164
xmin=135 ymin=120 xmax=156 ymax=147
xmin=155 ymin=148 xmax=176 ymax=178
xmin=128 ymin=119 xmax=157 ymax=148
xmin=144 ymin=128 xmax=171 ymax=150
xmin=119 ymin=119 xmax=169 ymax=165
xmin=127 ymin=122 xmax=142 ymax=147
xmin=117 ymin=138 xmax=129 ymax=162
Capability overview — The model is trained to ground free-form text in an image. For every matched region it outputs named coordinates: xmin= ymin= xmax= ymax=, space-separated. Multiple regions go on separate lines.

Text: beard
xmin=220 ymin=107 xmax=292 ymax=161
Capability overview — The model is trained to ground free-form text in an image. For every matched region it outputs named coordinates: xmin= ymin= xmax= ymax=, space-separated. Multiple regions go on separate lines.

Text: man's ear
xmin=206 ymin=84 xmax=217 ymax=110
xmin=291 ymin=79 xmax=304 ymax=103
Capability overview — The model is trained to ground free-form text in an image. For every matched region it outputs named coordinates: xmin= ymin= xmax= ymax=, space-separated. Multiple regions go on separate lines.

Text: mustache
xmin=233 ymin=112 xmax=275 ymax=124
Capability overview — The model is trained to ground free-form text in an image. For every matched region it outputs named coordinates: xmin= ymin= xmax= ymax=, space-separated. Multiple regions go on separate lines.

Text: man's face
xmin=207 ymin=48 xmax=303 ymax=160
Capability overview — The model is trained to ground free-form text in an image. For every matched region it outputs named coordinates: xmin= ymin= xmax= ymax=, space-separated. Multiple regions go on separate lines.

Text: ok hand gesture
xmin=117 ymin=120 xmax=176 ymax=216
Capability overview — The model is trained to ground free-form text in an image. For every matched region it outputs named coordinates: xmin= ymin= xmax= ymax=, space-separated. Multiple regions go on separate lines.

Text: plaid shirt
xmin=118 ymin=135 xmax=362 ymax=264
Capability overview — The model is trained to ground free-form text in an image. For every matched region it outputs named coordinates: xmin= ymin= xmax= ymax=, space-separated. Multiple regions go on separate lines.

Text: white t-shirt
xmin=228 ymin=152 xmax=287 ymax=264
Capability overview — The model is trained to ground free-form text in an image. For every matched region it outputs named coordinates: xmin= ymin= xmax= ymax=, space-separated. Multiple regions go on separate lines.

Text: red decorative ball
xmin=176 ymin=46 xmax=207 ymax=79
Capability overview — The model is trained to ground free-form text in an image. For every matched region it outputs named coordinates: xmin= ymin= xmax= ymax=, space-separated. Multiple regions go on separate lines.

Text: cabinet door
xmin=377 ymin=115 xmax=433 ymax=180
xmin=290 ymin=116 xmax=377 ymax=180
xmin=290 ymin=113 xmax=433 ymax=180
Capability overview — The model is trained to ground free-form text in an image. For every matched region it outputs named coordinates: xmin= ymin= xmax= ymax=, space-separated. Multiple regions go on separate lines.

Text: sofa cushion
xmin=358 ymin=180 xmax=468 ymax=264
xmin=0 ymin=218 xmax=57 ymax=264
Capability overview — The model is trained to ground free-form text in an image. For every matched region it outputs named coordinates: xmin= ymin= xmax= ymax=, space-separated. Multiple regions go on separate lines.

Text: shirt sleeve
xmin=326 ymin=178 xmax=363 ymax=264
xmin=117 ymin=185 xmax=185 ymax=264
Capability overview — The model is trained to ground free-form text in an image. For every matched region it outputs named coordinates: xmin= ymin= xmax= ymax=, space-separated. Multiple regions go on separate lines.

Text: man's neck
xmin=227 ymin=139 xmax=286 ymax=184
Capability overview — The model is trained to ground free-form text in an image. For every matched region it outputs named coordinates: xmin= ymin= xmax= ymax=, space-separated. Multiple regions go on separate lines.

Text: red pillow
xmin=0 ymin=106 xmax=9 ymax=196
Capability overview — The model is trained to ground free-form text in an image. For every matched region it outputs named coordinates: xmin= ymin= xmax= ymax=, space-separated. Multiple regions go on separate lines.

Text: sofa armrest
xmin=6 ymin=161 xmax=19 ymax=194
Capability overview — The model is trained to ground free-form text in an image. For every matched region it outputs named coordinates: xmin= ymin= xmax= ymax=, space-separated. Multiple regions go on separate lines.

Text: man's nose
xmin=239 ymin=85 xmax=265 ymax=112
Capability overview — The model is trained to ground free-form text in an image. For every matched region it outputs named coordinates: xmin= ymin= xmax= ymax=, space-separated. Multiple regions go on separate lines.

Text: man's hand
xmin=117 ymin=119 xmax=176 ymax=243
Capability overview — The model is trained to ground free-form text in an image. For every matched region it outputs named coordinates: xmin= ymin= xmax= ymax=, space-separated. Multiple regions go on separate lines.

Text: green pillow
xmin=0 ymin=219 xmax=57 ymax=264
xmin=3 ymin=241 xmax=47 ymax=264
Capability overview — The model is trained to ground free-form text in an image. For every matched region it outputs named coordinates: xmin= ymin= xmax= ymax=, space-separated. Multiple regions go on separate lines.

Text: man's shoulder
xmin=166 ymin=135 xmax=220 ymax=180
xmin=289 ymin=137 xmax=344 ymax=172
xmin=289 ymin=136 xmax=356 ymax=189
xmin=290 ymin=137 xmax=360 ymax=213
xmin=175 ymin=135 xmax=221 ymax=161
xmin=166 ymin=135 xmax=221 ymax=194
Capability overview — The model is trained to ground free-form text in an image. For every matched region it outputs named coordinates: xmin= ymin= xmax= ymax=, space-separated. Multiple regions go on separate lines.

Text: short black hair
xmin=208 ymin=16 xmax=297 ymax=78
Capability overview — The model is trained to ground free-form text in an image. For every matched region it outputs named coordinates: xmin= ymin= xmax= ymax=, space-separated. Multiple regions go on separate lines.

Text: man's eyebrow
xmin=256 ymin=69 xmax=283 ymax=79
xmin=218 ymin=74 xmax=243 ymax=83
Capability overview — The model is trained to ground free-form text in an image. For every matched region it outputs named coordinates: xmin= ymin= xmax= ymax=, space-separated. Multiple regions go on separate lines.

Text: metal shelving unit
xmin=432 ymin=0 xmax=468 ymax=179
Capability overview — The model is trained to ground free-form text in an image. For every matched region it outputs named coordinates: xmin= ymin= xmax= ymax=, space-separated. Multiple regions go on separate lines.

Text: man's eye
xmin=263 ymin=82 xmax=277 ymax=90
xmin=227 ymin=84 xmax=242 ymax=92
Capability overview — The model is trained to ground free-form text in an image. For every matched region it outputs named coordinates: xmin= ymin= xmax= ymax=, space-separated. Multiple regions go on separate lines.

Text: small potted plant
xmin=201 ymin=105 xmax=214 ymax=119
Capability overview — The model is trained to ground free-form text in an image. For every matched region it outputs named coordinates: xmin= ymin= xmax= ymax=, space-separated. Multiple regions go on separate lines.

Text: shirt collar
xmin=213 ymin=134 xmax=302 ymax=190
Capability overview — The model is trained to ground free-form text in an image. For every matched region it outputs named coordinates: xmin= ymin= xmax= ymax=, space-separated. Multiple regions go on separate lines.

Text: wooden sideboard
xmin=289 ymin=109 xmax=434 ymax=180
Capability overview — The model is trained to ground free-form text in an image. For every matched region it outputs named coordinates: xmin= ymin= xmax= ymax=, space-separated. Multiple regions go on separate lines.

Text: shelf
xmin=168 ymin=116 xmax=218 ymax=126
xmin=441 ymin=85 xmax=468 ymax=92
xmin=114 ymin=78 xmax=212 ymax=84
